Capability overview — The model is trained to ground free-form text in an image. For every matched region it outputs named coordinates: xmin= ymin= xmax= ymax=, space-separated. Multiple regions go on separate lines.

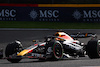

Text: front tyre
xmin=86 ymin=40 xmax=100 ymax=59
xmin=52 ymin=41 xmax=63 ymax=60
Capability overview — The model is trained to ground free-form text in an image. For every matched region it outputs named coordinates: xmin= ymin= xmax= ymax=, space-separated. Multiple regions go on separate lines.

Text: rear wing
xmin=70 ymin=33 xmax=96 ymax=38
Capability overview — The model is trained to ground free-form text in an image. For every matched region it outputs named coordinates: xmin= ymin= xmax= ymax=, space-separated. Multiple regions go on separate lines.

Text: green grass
xmin=0 ymin=21 xmax=100 ymax=29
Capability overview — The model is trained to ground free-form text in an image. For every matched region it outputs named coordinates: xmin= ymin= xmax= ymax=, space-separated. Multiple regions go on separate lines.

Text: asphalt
xmin=0 ymin=29 xmax=100 ymax=67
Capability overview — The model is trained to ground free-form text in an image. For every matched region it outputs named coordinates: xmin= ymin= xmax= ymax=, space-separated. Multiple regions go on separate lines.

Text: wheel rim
xmin=53 ymin=43 xmax=63 ymax=59
xmin=98 ymin=44 xmax=100 ymax=56
xmin=97 ymin=41 xmax=100 ymax=56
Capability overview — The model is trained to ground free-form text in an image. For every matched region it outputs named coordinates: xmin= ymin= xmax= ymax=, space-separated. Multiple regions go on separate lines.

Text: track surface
xmin=0 ymin=29 xmax=100 ymax=67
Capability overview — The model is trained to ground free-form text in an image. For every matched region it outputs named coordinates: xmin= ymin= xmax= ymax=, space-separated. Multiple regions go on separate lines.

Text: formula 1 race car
xmin=4 ymin=31 xmax=100 ymax=63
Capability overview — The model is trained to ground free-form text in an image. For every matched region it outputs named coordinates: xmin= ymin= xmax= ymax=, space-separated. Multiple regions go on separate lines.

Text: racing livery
xmin=4 ymin=31 xmax=100 ymax=63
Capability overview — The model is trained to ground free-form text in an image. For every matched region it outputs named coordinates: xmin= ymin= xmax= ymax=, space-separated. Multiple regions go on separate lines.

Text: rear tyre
xmin=5 ymin=41 xmax=23 ymax=63
xmin=86 ymin=40 xmax=100 ymax=59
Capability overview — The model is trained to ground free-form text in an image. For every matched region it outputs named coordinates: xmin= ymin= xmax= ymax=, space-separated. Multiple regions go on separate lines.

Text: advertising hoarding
xmin=0 ymin=6 xmax=100 ymax=22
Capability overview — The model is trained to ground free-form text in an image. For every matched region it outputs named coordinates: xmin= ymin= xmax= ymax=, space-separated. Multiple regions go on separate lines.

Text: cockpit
xmin=55 ymin=32 xmax=74 ymax=41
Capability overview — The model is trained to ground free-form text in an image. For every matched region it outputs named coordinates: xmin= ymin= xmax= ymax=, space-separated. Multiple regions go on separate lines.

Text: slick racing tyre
xmin=86 ymin=40 xmax=100 ymax=59
xmin=52 ymin=41 xmax=63 ymax=60
xmin=5 ymin=41 xmax=23 ymax=63
xmin=46 ymin=41 xmax=63 ymax=60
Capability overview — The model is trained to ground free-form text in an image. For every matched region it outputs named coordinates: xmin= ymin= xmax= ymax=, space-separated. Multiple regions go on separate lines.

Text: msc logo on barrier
xmin=39 ymin=10 xmax=59 ymax=18
xmin=72 ymin=10 xmax=82 ymax=20
xmin=0 ymin=9 xmax=16 ymax=21
xmin=73 ymin=10 xmax=100 ymax=22
xmin=29 ymin=9 xmax=59 ymax=21
xmin=29 ymin=9 xmax=38 ymax=20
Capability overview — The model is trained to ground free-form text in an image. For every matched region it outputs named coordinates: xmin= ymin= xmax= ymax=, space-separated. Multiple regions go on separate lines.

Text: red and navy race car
xmin=4 ymin=31 xmax=100 ymax=63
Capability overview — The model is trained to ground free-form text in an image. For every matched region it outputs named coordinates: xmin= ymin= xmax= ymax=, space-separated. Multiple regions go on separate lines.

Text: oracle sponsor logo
xmin=73 ymin=10 xmax=100 ymax=22
xmin=0 ymin=9 xmax=16 ymax=21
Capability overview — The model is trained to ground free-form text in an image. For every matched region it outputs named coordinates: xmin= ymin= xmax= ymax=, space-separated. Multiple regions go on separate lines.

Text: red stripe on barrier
xmin=0 ymin=4 xmax=38 ymax=7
